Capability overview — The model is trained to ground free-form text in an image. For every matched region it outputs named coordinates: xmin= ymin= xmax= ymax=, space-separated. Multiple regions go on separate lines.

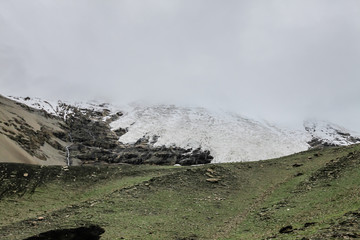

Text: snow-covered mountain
xmin=7 ymin=96 xmax=121 ymax=121
xmin=109 ymin=104 xmax=311 ymax=163
xmin=8 ymin=96 xmax=360 ymax=163
xmin=304 ymin=120 xmax=360 ymax=147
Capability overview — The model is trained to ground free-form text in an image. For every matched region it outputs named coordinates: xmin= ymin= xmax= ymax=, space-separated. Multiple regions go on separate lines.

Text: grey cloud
xmin=0 ymin=0 xmax=359 ymax=131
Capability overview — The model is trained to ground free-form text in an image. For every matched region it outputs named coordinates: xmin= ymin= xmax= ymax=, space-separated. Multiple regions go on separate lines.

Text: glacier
xmin=8 ymin=96 xmax=360 ymax=163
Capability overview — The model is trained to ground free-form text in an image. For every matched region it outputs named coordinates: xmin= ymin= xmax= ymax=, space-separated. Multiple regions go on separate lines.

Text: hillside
xmin=0 ymin=144 xmax=359 ymax=239
xmin=2 ymin=95 xmax=360 ymax=166
xmin=1 ymin=95 xmax=213 ymax=166
xmin=1 ymin=94 xmax=360 ymax=239
xmin=0 ymin=95 xmax=69 ymax=165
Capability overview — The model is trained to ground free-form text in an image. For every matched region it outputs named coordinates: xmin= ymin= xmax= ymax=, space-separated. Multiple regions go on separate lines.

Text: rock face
xmin=0 ymin=95 xmax=69 ymax=165
xmin=3 ymin=95 xmax=360 ymax=166
xmin=24 ymin=225 xmax=105 ymax=240
xmin=1 ymin=95 xmax=213 ymax=166
xmin=58 ymin=103 xmax=213 ymax=166
xmin=304 ymin=120 xmax=360 ymax=148
xmin=3 ymin=117 xmax=51 ymax=160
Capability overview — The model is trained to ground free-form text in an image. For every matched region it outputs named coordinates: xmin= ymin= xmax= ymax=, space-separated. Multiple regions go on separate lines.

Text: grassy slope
xmin=0 ymin=144 xmax=360 ymax=240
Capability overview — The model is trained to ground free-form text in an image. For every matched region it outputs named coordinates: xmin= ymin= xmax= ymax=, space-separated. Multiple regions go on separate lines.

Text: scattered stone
xmin=279 ymin=225 xmax=293 ymax=234
xmin=205 ymin=172 xmax=214 ymax=178
xmin=294 ymin=172 xmax=304 ymax=177
xmin=24 ymin=225 xmax=105 ymax=240
xmin=303 ymin=222 xmax=316 ymax=228
xmin=37 ymin=217 xmax=45 ymax=221
xmin=23 ymin=173 xmax=29 ymax=177
xmin=299 ymin=151 xmax=360 ymax=191
xmin=293 ymin=163 xmax=303 ymax=168
xmin=265 ymin=235 xmax=277 ymax=239
xmin=206 ymin=178 xmax=220 ymax=183
xmin=306 ymin=210 xmax=360 ymax=239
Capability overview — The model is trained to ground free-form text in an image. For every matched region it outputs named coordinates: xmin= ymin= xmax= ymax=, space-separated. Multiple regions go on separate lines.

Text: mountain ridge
xmin=3 ymin=95 xmax=360 ymax=165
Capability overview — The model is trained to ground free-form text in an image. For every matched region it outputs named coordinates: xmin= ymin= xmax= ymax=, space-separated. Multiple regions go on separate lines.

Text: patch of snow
xmin=9 ymin=96 xmax=359 ymax=163
xmin=8 ymin=96 xmax=59 ymax=115
xmin=304 ymin=119 xmax=360 ymax=146
xmin=110 ymin=104 xmax=311 ymax=163
xmin=7 ymin=96 xmax=123 ymax=121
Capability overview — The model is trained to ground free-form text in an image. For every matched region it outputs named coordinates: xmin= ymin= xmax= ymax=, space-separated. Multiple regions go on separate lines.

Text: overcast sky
xmin=0 ymin=0 xmax=359 ymax=131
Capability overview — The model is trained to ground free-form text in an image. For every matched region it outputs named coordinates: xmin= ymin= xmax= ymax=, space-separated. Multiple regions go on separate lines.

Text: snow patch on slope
xmin=9 ymin=96 xmax=360 ymax=163
xmin=304 ymin=119 xmax=360 ymax=146
xmin=110 ymin=104 xmax=311 ymax=163
xmin=8 ymin=96 xmax=59 ymax=115
xmin=7 ymin=96 xmax=121 ymax=121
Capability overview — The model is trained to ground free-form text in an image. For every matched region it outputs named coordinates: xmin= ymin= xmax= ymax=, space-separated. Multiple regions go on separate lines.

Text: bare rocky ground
xmin=0 ymin=95 xmax=67 ymax=165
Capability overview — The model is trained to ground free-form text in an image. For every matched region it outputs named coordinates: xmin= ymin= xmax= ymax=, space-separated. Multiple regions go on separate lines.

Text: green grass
xmin=1 ymin=144 xmax=360 ymax=239
xmin=229 ymin=145 xmax=360 ymax=239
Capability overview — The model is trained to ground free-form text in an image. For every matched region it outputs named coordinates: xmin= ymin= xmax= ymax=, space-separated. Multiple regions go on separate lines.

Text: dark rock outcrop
xmin=60 ymin=104 xmax=214 ymax=166
xmin=1 ymin=116 xmax=62 ymax=161
xmin=24 ymin=225 xmax=105 ymax=240
xmin=279 ymin=225 xmax=293 ymax=234
xmin=1 ymin=96 xmax=214 ymax=166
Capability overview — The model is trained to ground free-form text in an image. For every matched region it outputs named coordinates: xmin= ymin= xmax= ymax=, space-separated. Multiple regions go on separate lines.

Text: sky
xmin=0 ymin=0 xmax=360 ymax=131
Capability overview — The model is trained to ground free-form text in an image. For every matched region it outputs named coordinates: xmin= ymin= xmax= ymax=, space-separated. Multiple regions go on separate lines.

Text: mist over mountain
xmin=1 ymin=2 xmax=360 ymax=239
xmin=1 ymin=1 xmax=360 ymax=132
xmin=2 ymin=95 xmax=359 ymax=166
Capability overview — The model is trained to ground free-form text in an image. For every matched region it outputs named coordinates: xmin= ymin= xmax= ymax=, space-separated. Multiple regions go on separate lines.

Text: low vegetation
xmin=1 ymin=144 xmax=360 ymax=239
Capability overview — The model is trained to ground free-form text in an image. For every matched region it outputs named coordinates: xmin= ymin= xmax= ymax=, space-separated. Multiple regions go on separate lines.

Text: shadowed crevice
xmin=24 ymin=225 xmax=105 ymax=240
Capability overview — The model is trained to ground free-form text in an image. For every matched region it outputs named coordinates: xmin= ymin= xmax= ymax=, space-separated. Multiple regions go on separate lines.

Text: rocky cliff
xmin=0 ymin=95 xmax=213 ymax=166
xmin=2 ymin=95 xmax=360 ymax=166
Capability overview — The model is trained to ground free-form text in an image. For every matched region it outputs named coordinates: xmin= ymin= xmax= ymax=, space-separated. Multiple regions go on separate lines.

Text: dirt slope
xmin=0 ymin=95 xmax=67 ymax=165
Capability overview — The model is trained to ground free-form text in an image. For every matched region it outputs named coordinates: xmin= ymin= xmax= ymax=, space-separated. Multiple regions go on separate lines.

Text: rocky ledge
xmin=53 ymin=102 xmax=214 ymax=166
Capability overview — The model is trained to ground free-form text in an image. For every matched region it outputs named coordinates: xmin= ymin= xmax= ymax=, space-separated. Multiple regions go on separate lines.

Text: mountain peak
xmin=304 ymin=119 xmax=360 ymax=147
xmin=4 ymin=95 xmax=360 ymax=164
